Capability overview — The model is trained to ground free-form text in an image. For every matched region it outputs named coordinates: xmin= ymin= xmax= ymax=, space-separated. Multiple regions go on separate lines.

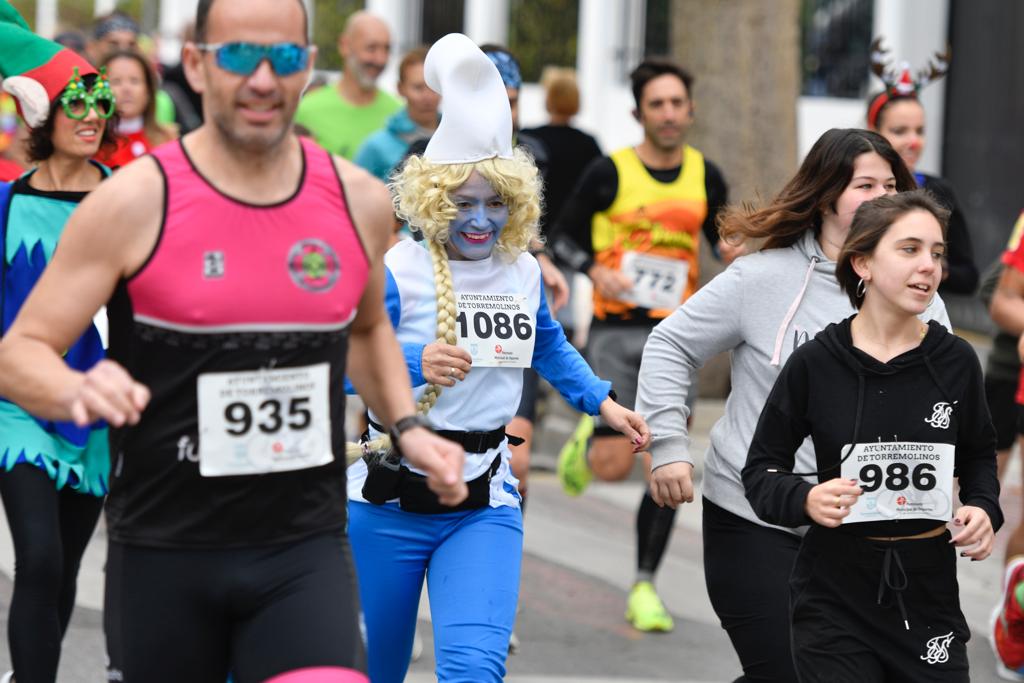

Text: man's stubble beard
xmin=212 ymin=108 xmax=292 ymax=156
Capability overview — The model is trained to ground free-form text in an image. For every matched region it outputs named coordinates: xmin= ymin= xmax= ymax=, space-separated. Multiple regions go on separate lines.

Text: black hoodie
xmin=743 ymin=316 xmax=1002 ymax=538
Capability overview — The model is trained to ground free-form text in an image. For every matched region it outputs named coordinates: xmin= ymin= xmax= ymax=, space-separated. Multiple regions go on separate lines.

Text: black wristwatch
xmin=389 ymin=414 xmax=431 ymax=450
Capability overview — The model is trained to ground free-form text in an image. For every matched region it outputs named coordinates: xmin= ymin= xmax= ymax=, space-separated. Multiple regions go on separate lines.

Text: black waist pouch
xmin=361 ymin=452 xmax=403 ymax=505
xmin=397 ymin=453 xmax=501 ymax=514
xmin=361 ymin=423 xmax=516 ymax=513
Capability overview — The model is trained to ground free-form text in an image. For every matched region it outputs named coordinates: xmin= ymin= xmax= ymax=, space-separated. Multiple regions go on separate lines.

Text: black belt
xmin=367 ymin=419 xmax=523 ymax=453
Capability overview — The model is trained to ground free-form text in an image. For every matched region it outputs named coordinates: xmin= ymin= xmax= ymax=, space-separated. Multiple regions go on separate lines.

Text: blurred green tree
xmin=508 ymin=0 xmax=577 ymax=82
xmin=311 ymin=0 xmax=364 ymax=72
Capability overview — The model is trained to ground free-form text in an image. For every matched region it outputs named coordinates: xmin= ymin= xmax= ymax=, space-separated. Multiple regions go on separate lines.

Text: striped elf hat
xmin=0 ymin=0 xmax=98 ymax=128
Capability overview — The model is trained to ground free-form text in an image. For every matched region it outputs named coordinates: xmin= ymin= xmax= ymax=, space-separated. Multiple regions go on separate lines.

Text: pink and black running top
xmin=105 ymin=138 xmax=369 ymax=548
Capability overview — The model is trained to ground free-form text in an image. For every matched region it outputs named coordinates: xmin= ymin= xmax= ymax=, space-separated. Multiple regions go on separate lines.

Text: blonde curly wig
xmin=390 ymin=146 xmax=543 ymax=261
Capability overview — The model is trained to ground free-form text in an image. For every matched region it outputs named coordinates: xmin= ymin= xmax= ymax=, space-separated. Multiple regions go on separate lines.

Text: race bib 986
xmin=840 ymin=441 xmax=955 ymax=524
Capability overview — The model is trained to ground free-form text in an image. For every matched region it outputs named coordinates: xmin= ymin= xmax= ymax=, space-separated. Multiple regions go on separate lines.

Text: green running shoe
xmin=626 ymin=581 xmax=675 ymax=632
xmin=557 ymin=414 xmax=594 ymax=496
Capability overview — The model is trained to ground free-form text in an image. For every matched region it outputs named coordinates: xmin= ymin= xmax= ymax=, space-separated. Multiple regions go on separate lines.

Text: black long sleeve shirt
xmin=743 ymin=317 xmax=1002 ymax=538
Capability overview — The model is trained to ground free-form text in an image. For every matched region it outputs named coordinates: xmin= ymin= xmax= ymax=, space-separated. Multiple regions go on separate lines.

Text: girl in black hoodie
xmin=743 ymin=190 xmax=1001 ymax=682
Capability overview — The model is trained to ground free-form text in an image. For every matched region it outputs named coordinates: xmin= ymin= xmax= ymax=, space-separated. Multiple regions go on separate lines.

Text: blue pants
xmin=348 ymin=501 xmax=523 ymax=683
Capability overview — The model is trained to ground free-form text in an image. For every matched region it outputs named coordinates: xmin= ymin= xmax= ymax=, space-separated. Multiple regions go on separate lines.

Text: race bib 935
xmin=197 ymin=363 xmax=333 ymax=477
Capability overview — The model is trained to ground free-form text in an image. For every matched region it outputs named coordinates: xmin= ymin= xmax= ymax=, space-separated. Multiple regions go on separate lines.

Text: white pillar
xmin=872 ymin=0 xmax=950 ymax=174
xmin=464 ymin=0 xmax=508 ymax=46
xmin=35 ymin=0 xmax=58 ymax=38
xmin=366 ymin=0 xmax=421 ymax=94
xmin=158 ymin=0 xmax=199 ymax=64
xmin=576 ymin=0 xmax=643 ymax=151
xmin=94 ymin=0 xmax=117 ymax=17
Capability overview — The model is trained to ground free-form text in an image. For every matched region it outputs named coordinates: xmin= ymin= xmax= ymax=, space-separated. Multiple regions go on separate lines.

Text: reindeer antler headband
xmin=867 ymin=37 xmax=951 ymax=129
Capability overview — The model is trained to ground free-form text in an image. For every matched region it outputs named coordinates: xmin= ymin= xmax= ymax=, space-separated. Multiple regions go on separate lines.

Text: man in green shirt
xmin=295 ymin=10 xmax=401 ymax=159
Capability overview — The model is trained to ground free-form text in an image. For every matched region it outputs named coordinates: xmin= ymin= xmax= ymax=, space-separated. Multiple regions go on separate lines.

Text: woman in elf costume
xmin=0 ymin=2 xmax=117 ymax=681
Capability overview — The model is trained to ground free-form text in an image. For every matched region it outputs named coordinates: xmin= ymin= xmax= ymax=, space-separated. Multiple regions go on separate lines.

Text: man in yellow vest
xmin=551 ymin=58 xmax=728 ymax=633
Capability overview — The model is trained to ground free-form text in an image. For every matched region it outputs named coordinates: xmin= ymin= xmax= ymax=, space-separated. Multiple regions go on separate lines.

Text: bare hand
xmin=650 ymin=461 xmax=694 ymax=509
xmin=397 ymin=426 xmax=468 ymax=506
xmin=421 ymin=341 xmax=472 ymax=387
xmin=588 ymin=264 xmax=633 ymax=300
xmin=1017 ymin=334 xmax=1024 ymax=364
xmin=598 ymin=397 xmax=650 ymax=451
xmin=718 ymin=239 xmax=747 ymax=265
xmin=65 ymin=359 xmax=150 ymax=428
xmin=536 ymin=252 xmax=569 ymax=313
xmin=805 ymin=478 xmax=862 ymax=527
xmin=950 ymin=505 xmax=994 ymax=560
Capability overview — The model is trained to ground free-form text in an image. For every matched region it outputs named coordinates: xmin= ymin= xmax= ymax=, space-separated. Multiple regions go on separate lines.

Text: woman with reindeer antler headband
xmin=0 ymin=1 xmax=118 ymax=681
xmin=345 ymin=34 xmax=649 ymax=683
xmin=867 ymin=37 xmax=978 ymax=296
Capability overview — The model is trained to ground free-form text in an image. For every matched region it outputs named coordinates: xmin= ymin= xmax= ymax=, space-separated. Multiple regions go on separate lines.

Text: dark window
xmin=800 ymin=0 xmax=874 ymax=98
xmin=508 ymin=0 xmax=578 ymax=83
xmin=421 ymin=0 xmax=464 ymax=44
xmin=645 ymin=0 xmax=670 ymax=57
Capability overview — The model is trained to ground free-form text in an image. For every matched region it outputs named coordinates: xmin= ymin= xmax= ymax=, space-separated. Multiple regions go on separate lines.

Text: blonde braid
xmin=417 ymin=239 xmax=458 ymax=412
xmin=344 ymin=240 xmax=459 ymax=464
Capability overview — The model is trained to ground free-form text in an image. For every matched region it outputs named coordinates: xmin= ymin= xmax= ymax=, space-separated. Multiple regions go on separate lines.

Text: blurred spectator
xmin=54 ymin=29 xmax=88 ymax=58
xmin=479 ymin=44 xmax=551 ymax=201
xmin=86 ymin=11 xmax=140 ymax=64
xmin=159 ymin=22 xmax=202 ymax=134
xmin=987 ymin=211 xmax=1024 ymax=679
xmin=479 ymin=44 xmax=565 ymax=307
xmin=521 ymin=67 xmax=601 ymax=235
xmin=295 ymin=11 xmax=400 ymax=158
xmin=520 ymin=67 xmax=602 ymax=340
xmin=866 ymin=54 xmax=978 ymax=295
xmin=87 ymin=11 xmax=178 ymax=129
xmin=95 ymin=50 xmax=177 ymax=169
xmin=355 ymin=46 xmax=439 ymax=180
xmin=0 ymin=90 xmax=25 ymax=180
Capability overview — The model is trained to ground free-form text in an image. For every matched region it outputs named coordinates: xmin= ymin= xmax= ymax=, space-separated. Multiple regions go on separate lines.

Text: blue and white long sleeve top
xmin=347 ymin=239 xmax=610 ymax=508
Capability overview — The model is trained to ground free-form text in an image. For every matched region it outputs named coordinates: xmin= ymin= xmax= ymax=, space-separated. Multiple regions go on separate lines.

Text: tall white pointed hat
xmin=423 ymin=33 xmax=513 ymax=164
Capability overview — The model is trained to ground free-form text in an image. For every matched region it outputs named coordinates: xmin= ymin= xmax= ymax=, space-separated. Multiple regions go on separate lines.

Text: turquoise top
xmin=0 ymin=164 xmax=110 ymax=496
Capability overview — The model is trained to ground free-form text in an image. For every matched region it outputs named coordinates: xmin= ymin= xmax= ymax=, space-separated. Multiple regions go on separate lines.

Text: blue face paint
xmin=445 ymin=172 xmax=509 ymax=261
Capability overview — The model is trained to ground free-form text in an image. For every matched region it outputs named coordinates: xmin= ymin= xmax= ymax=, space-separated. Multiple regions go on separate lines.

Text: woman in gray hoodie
xmin=634 ymin=128 xmax=951 ymax=682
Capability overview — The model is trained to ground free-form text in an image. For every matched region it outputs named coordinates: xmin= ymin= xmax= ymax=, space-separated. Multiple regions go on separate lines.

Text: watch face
xmin=391 ymin=414 xmax=429 ymax=443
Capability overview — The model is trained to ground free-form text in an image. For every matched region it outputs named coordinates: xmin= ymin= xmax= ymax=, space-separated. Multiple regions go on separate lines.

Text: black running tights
xmin=0 ymin=464 xmax=103 ymax=683
xmin=637 ymin=490 xmax=676 ymax=576
xmin=702 ymin=497 xmax=801 ymax=683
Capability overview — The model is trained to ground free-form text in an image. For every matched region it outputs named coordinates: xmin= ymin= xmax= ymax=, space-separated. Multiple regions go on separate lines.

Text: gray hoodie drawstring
xmin=770 ymin=256 xmax=819 ymax=366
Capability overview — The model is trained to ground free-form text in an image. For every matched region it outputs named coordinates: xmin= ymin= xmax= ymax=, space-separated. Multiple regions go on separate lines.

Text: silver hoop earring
xmin=856 ymin=278 xmax=867 ymax=298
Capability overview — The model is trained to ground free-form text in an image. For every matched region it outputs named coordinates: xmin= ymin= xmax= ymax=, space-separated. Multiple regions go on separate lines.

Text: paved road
xmin=0 ymin=397 xmax=1015 ymax=681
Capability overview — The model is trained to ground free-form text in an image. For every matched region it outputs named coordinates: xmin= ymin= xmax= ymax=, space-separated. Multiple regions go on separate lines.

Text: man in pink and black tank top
xmin=0 ymin=1 xmax=468 ymax=682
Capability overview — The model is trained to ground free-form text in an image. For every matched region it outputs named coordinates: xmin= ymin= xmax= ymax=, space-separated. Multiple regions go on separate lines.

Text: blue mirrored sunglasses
xmin=197 ymin=42 xmax=310 ymax=77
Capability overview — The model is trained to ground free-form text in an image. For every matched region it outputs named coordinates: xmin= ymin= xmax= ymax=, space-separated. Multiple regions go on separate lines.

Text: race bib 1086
xmin=619 ymin=251 xmax=688 ymax=310
xmin=197 ymin=363 xmax=333 ymax=477
xmin=455 ymin=293 xmax=536 ymax=368
xmin=840 ymin=441 xmax=955 ymax=524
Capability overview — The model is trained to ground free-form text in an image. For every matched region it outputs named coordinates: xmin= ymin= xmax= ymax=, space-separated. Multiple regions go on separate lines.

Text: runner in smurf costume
xmin=346 ymin=33 xmax=650 ymax=683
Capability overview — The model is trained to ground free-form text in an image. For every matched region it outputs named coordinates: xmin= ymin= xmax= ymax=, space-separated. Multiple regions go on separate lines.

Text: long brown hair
xmin=719 ymin=128 xmax=917 ymax=252
xmin=100 ymin=49 xmax=176 ymax=147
